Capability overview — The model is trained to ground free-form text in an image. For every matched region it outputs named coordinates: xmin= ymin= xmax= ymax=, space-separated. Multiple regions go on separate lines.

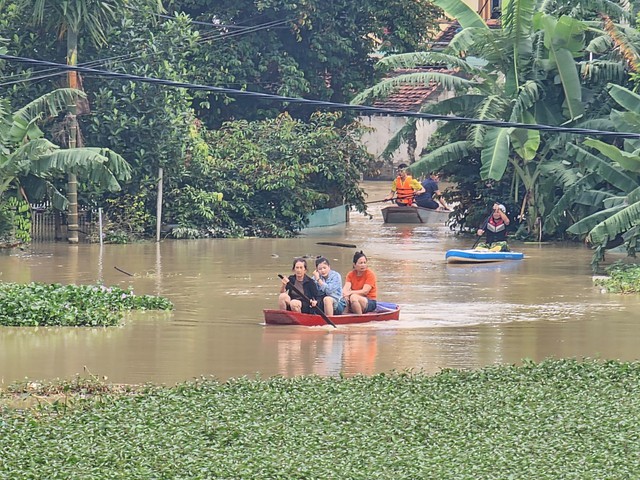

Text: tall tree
xmin=172 ymin=0 xmax=443 ymax=127
xmin=25 ymin=0 xmax=163 ymax=242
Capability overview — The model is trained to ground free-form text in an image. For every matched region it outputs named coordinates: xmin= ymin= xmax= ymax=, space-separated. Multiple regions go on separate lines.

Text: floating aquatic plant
xmin=0 ymin=282 xmax=173 ymax=327
xmin=1 ymin=359 xmax=640 ymax=478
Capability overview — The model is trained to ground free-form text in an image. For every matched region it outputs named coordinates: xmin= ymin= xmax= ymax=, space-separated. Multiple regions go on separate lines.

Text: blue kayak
xmin=445 ymin=249 xmax=524 ymax=263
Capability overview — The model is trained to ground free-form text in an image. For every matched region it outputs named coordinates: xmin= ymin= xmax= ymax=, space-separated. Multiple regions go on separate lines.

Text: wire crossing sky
xmin=3 ymin=53 xmax=640 ymax=140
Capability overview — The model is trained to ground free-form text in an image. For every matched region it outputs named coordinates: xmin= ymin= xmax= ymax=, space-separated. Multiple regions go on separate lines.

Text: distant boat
xmin=445 ymin=249 xmax=524 ymax=264
xmin=263 ymin=305 xmax=400 ymax=326
xmin=381 ymin=206 xmax=450 ymax=224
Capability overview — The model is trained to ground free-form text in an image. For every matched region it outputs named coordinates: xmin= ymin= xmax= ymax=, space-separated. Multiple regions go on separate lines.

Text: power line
xmin=0 ymin=16 xmax=295 ymax=87
xmin=2 ymin=53 xmax=640 ymax=140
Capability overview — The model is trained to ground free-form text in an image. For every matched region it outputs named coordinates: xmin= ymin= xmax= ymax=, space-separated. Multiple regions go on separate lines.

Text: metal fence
xmin=30 ymin=205 xmax=96 ymax=243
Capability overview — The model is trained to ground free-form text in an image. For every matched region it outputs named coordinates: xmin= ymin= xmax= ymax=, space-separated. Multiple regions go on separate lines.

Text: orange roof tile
xmin=372 ymin=67 xmax=454 ymax=111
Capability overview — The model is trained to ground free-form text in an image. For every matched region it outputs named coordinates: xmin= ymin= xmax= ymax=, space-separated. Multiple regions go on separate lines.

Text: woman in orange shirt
xmin=343 ymin=251 xmax=377 ymax=315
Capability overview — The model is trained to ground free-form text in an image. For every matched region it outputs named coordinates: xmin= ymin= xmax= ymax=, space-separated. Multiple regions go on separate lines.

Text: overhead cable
xmin=2 ymin=53 xmax=640 ymax=140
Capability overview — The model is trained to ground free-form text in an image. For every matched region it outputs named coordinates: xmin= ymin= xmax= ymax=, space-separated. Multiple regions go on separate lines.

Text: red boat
xmin=263 ymin=307 xmax=400 ymax=326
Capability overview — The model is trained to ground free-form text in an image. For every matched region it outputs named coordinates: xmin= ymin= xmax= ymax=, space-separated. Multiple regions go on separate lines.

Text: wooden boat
xmin=445 ymin=249 xmax=524 ymax=264
xmin=381 ymin=206 xmax=450 ymax=224
xmin=263 ymin=306 xmax=400 ymax=326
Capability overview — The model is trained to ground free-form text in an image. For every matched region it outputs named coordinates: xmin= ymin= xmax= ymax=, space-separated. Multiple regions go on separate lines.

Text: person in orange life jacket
xmin=342 ymin=251 xmax=377 ymax=315
xmin=384 ymin=163 xmax=425 ymax=206
xmin=278 ymin=257 xmax=321 ymax=314
xmin=415 ymin=172 xmax=451 ymax=210
xmin=476 ymin=203 xmax=511 ymax=251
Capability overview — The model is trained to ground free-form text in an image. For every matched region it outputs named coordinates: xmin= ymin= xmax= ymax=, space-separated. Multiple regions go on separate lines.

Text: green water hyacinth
xmin=595 ymin=263 xmax=640 ymax=293
xmin=0 ymin=282 xmax=173 ymax=326
xmin=1 ymin=359 xmax=640 ymax=479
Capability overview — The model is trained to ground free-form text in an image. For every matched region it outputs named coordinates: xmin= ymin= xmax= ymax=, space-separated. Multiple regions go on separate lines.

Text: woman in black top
xmin=278 ymin=258 xmax=321 ymax=314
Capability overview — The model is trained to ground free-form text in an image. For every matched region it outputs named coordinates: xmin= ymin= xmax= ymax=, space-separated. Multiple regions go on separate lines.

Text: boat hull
xmin=263 ymin=308 xmax=400 ymax=326
xmin=381 ymin=206 xmax=450 ymax=224
xmin=445 ymin=249 xmax=524 ymax=263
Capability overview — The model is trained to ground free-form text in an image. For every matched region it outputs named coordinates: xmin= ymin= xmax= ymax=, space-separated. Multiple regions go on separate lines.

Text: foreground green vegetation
xmin=2 ymin=359 xmax=640 ymax=478
xmin=596 ymin=262 xmax=640 ymax=293
xmin=0 ymin=282 xmax=173 ymax=326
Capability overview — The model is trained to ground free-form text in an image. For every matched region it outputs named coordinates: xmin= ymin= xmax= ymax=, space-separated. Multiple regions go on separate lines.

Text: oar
xmin=367 ymin=192 xmax=416 ymax=205
xmin=316 ymin=241 xmax=357 ymax=248
xmin=278 ymin=274 xmax=337 ymax=328
xmin=114 ymin=266 xmax=134 ymax=276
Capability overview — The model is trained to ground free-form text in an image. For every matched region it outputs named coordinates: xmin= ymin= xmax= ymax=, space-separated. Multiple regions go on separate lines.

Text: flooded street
xmin=1 ymin=181 xmax=640 ymax=386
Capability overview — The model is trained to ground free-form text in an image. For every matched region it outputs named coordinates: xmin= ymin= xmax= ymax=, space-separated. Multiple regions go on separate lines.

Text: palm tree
xmin=1 ymin=88 xmax=132 ymax=239
xmin=28 ymin=0 xmax=163 ymax=242
xmin=351 ymin=0 xmax=630 ymax=238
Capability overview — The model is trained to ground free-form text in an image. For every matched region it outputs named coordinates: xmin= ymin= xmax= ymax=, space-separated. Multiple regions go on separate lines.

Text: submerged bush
xmin=0 ymin=282 xmax=173 ymax=327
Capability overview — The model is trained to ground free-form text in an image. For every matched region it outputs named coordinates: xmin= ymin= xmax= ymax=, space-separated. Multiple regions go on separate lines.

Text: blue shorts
xmin=364 ymin=299 xmax=377 ymax=314
xmin=333 ymin=297 xmax=347 ymax=315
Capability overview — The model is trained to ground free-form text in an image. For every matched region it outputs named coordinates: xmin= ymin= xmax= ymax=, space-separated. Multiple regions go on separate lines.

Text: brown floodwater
xmin=1 ymin=181 xmax=639 ymax=387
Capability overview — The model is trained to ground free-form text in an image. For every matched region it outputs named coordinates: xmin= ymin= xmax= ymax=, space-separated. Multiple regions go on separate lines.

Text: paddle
xmin=316 ymin=241 xmax=357 ymax=248
xmin=114 ymin=266 xmax=134 ymax=277
xmin=365 ymin=198 xmax=393 ymax=205
xmin=277 ymin=274 xmax=337 ymax=328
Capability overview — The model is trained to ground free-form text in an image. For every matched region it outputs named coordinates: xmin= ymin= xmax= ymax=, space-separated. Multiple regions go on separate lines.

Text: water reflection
xmin=1 ymin=181 xmax=640 ymax=386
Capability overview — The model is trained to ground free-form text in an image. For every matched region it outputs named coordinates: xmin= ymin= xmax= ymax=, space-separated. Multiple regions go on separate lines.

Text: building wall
xmin=358 ymin=90 xmax=451 ymax=178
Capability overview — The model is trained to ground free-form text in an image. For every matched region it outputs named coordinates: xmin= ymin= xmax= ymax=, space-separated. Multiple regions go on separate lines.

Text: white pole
xmin=98 ymin=207 xmax=103 ymax=246
xmin=156 ymin=167 xmax=163 ymax=242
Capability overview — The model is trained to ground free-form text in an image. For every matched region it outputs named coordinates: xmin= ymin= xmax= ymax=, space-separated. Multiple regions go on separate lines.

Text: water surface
xmin=1 ymin=182 xmax=638 ymax=386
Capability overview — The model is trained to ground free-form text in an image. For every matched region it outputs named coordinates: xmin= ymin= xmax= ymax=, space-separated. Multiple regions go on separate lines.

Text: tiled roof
xmin=372 ymin=67 xmax=454 ymax=111
xmin=367 ymin=17 xmax=502 ymax=112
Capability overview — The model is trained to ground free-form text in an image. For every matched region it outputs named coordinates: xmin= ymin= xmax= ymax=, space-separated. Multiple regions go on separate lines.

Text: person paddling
xmin=278 ymin=258 xmax=321 ymax=313
xmin=476 ymin=203 xmax=511 ymax=251
xmin=384 ymin=163 xmax=425 ymax=206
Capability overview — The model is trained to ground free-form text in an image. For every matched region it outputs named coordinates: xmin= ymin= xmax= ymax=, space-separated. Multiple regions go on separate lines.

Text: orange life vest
xmin=395 ymin=176 xmax=415 ymax=205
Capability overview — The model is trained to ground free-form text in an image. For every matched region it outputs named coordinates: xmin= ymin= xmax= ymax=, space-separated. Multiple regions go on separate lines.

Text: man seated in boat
xmin=415 ymin=172 xmax=451 ymax=211
xmin=384 ymin=163 xmax=425 ymax=207
xmin=312 ymin=257 xmax=347 ymax=316
xmin=476 ymin=203 xmax=511 ymax=252
xmin=278 ymin=258 xmax=321 ymax=313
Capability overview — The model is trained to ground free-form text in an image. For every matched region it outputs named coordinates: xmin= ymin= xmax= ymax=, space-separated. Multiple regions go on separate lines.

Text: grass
xmin=2 ymin=358 xmax=640 ymax=479
xmin=0 ymin=282 xmax=173 ymax=326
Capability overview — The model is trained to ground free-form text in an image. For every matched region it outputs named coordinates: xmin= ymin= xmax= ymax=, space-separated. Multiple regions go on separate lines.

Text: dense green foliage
xmin=595 ymin=262 xmax=640 ymax=293
xmin=2 ymin=359 xmax=640 ymax=478
xmin=0 ymin=282 xmax=173 ymax=326
xmin=0 ymin=0 xmax=443 ymax=240
xmin=171 ymin=0 xmax=443 ymax=124
xmin=352 ymin=0 xmax=640 ymax=258
xmin=189 ymin=112 xmax=371 ymax=237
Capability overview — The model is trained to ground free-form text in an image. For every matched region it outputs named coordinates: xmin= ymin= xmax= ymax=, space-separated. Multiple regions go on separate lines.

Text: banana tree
xmin=1 ymin=89 xmax=131 ymax=218
xmin=351 ymin=0 xmax=629 ymax=237
xmin=556 ymin=84 xmax=640 ymax=268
